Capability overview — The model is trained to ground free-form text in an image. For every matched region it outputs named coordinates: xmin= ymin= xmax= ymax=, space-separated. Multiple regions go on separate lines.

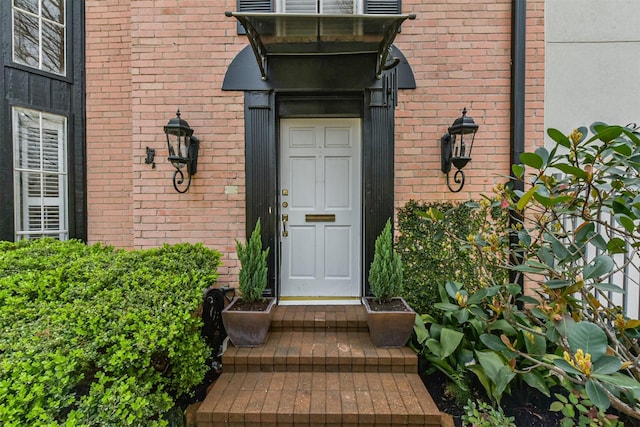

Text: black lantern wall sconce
xmin=163 ymin=110 xmax=199 ymax=193
xmin=441 ymin=108 xmax=479 ymax=192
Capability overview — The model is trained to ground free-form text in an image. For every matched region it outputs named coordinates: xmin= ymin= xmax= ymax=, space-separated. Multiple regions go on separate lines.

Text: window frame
xmin=12 ymin=106 xmax=69 ymax=241
xmin=236 ymin=0 xmax=401 ymax=34
xmin=11 ymin=0 xmax=67 ymax=77
xmin=275 ymin=0 xmax=364 ymax=14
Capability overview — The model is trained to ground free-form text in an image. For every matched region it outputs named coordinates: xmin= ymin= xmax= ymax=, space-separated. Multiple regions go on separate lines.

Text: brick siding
xmin=85 ymin=0 xmax=544 ymax=287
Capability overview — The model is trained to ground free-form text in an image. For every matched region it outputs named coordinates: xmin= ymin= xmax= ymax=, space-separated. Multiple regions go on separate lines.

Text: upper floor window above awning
xmin=226 ymin=12 xmax=416 ymax=81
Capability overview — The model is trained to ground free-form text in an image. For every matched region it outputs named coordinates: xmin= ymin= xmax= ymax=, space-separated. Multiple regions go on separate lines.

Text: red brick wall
xmin=394 ymin=0 xmax=544 ymax=208
xmin=85 ymin=0 xmax=544 ymax=287
xmin=86 ymin=0 xmax=134 ymax=247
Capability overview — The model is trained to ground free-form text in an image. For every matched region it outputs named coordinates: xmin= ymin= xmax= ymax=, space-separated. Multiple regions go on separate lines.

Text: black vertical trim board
xmin=362 ymin=71 xmax=396 ymax=296
xmin=510 ymin=0 xmax=526 ymax=289
xmin=244 ymin=91 xmax=277 ymax=297
xmin=0 ymin=4 xmax=14 ymax=240
xmin=0 ymin=0 xmax=86 ymax=241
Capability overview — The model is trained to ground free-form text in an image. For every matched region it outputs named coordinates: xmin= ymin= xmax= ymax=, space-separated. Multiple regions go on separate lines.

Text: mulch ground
xmin=421 ymin=369 xmax=563 ymax=427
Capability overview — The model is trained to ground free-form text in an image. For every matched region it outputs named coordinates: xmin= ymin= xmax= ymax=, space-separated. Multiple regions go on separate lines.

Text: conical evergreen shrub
xmin=368 ymin=218 xmax=403 ymax=303
xmin=236 ymin=219 xmax=269 ymax=303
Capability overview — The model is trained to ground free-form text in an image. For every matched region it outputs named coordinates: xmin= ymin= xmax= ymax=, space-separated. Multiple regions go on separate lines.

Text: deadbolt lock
xmin=282 ymin=201 xmax=288 ymax=208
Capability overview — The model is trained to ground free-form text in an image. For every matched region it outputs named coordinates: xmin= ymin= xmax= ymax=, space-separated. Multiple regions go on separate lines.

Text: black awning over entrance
xmin=225 ymin=12 xmax=415 ymax=81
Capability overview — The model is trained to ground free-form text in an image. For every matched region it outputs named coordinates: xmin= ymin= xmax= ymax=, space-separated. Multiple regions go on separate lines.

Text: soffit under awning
xmin=225 ymin=12 xmax=416 ymax=81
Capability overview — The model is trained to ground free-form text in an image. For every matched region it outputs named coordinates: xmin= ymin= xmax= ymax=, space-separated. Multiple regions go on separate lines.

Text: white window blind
xmin=12 ymin=0 xmax=66 ymax=75
xmin=278 ymin=0 xmax=361 ymax=35
xmin=13 ymin=107 xmax=68 ymax=240
xmin=280 ymin=0 xmax=359 ymax=13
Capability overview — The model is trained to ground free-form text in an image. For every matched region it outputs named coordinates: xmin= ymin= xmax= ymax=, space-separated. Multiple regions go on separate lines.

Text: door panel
xmin=280 ymin=118 xmax=361 ymax=300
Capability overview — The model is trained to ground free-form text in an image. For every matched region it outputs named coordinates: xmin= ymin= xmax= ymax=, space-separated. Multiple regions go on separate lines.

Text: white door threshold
xmin=278 ymin=296 xmax=362 ymax=306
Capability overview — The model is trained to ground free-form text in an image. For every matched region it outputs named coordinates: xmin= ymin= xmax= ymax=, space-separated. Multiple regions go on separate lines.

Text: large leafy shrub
xmin=499 ymin=123 xmax=640 ymax=420
xmin=418 ymin=122 xmax=640 ymax=423
xmin=0 ymin=238 xmax=221 ymax=426
xmin=397 ymin=199 xmax=509 ymax=316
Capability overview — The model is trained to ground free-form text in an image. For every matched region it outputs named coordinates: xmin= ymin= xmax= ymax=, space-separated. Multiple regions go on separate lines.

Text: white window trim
xmin=11 ymin=0 xmax=67 ymax=76
xmin=12 ymin=107 xmax=69 ymax=240
xmin=276 ymin=0 xmax=364 ymax=14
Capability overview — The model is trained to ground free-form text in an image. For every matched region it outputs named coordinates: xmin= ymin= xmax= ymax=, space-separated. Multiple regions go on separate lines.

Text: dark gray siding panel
xmin=1 ymin=0 xmax=86 ymax=241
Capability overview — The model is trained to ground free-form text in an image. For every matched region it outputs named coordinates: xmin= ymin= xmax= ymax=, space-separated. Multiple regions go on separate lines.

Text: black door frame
xmin=245 ymin=83 xmax=396 ymax=299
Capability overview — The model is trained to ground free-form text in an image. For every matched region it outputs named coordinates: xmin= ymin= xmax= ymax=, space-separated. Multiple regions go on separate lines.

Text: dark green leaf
xmin=490 ymin=319 xmax=517 ymax=336
xmin=547 ymin=128 xmax=571 ymax=148
xmin=454 ymin=308 xmax=469 ymax=324
xmin=615 ymin=214 xmax=636 ymax=233
xmin=518 ymin=229 xmax=531 ymax=247
xmin=591 ymin=125 xmax=623 ymax=143
xmin=586 ymin=379 xmax=610 ymax=410
xmin=553 ymin=358 xmax=582 ymax=376
xmin=567 ymin=322 xmax=607 ymax=361
xmin=611 ymin=142 xmax=633 ymax=157
xmin=466 ymin=288 xmax=488 ymax=305
xmin=506 ymin=283 xmax=522 ymax=296
xmin=522 ymin=371 xmax=550 ymax=397
xmin=523 ymin=330 xmax=547 ymax=355
xmin=434 ymin=302 xmax=462 ymax=312
xmin=512 ymin=164 xmax=524 ymax=179
xmin=607 ymin=237 xmax=627 ymax=254
xmin=554 ymin=164 xmax=588 ymax=179
xmin=535 ymin=147 xmax=550 ymax=166
xmin=544 ymin=279 xmax=571 ymax=289
xmin=520 ymin=152 xmax=544 ymax=169
xmin=593 ymin=372 xmax=640 ymax=399
xmin=591 ymin=282 xmax=625 ymax=293
xmin=480 ymin=334 xmax=509 ymax=352
xmin=574 ymin=222 xmax=595 ymax=243
xmin=518 ymin=295 xmax=540 ymax=305
xmin=592 ymin=355 xmax=621 ymax=375
xmin=439 ymin=328 xmax=465 ymax=359
xmin=583 ymin=255 xmax=614 ymax=280
xmin=445 ymin=280 xmax=460 ymax=299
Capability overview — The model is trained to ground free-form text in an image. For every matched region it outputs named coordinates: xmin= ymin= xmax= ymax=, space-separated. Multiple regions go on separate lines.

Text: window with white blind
xmin=12 ymin=107 xmax=68 ymax=240
xmin=12 ymin=0 xmax=66 ymax=75
xmin=276 ymin=0 xmax=360 ymax=14
xmin=236 ymin=0 xmax=400 ymax=34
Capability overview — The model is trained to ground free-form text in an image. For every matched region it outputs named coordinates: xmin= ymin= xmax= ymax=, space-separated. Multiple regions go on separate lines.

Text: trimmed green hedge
xmin=397 ymin=200 xmax=509 ymax=317
xmin=0 ymin=239 xmax=221 ymax=426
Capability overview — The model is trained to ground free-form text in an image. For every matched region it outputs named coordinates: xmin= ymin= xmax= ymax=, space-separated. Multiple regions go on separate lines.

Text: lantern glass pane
xmin=459 ymin=133 xmax=468 ymax=157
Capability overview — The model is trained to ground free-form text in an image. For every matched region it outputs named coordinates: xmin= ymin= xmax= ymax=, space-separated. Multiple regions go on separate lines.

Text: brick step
xmin=196 ymin=371 xmax=441 ymax=427
xmin=222 ymin=331 xmax=417 ymax=373
xmin=197 ymin=305 xmax=444 ymax=426
xmin=271 ymin=304 xmax=368 ymax=332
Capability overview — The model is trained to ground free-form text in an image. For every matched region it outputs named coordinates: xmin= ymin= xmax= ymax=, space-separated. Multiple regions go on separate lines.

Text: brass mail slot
xmin=305 ymin=214 xmax=336 ymax=222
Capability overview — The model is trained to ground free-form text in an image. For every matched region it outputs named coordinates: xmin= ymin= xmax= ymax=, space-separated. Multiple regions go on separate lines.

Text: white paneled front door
xmin=279 ymin=118 xmax=361 ymax=302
